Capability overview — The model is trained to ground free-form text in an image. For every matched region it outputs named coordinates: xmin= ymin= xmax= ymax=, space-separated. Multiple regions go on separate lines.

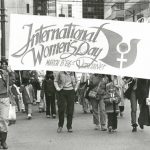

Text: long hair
xmin=0 ymin=59 xmax=8 ymax=66
xmin=45 ymin=71 xmax=54 ymax=80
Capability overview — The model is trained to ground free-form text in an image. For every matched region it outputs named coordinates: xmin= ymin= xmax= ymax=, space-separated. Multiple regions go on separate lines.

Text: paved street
xmin=8 ymin=100 xmax=150 ymax=150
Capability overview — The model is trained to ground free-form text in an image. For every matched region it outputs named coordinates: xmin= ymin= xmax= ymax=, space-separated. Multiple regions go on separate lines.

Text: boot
xmin=1 ymin=132 xmax=8 ymax=149
xmin=0 ymin=133 xmax=2 ymax=149
xmin=132 ymin=124 xmax=138 ymax=132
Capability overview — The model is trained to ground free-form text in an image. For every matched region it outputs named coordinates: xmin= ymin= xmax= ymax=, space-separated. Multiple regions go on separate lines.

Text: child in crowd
xmin=104 ymin=79 xmax=121 ymax=133
xmin=112 ymin=75 xmax=125 ymax=117
xmin=19 ymin=78 xmax=35 ymax=119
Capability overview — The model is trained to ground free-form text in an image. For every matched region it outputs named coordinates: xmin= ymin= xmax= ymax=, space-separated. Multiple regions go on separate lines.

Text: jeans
xmin=57 ymin=90 xmax=75 ymax=129
xmin=24 ymin=103 xmax=32 ymax=115
xmin=45 ymin=94 xmax=56 ymax=116
xmin=130 ymin=90 xmax=137 ymax=126
xmin=90 ymin=98 xmax=106 ymax=126
xmin=107 ymin=112 xmax=118 ymax=130
xmin=0 ymin=97 xmax=9 ymax=132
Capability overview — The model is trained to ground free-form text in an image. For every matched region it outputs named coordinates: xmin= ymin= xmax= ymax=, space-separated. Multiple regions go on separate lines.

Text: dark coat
xmin=136 ymin=79 xmax=150 ymax=126
xmin=41 ymin=78 xmax=56 ymax=99
xmin=0 ymin=70 xmax=15 ymax=98
xmin=124 ymin=77 xmax=136 ymax=99
xmin=136 ymin=79 xmax=150 ymax=105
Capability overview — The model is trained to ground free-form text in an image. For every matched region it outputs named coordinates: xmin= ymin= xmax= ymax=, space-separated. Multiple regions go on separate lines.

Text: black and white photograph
xmin=1 ymin=0 xmax=150 ymax=150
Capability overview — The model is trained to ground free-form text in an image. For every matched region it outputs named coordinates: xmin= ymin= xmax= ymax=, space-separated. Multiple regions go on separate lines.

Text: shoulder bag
xmin=88 ymin=81 xmax=101 ymax=99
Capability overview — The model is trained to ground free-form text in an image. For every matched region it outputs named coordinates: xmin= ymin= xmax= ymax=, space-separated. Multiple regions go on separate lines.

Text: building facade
xmin=104 ymin=0 xmax=150 ymax=22
xmin=47 ymin=0 xmax=104 ymax=19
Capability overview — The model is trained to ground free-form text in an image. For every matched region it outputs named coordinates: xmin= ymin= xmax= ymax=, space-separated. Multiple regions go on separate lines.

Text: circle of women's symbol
xmin=116 ymin=42 xmax=130 ymax=69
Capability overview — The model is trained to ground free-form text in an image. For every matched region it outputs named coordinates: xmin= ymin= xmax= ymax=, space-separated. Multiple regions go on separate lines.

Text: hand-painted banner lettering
xmin=9 ymin=14 xmax=150 ymax=79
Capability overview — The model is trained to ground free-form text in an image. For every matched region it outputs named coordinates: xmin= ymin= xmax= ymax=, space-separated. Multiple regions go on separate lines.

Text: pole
xmin=132 ymin=10 xmax=135 ymax=22
xmin=55 ymin=0 xmax=57 ymax=17
xmin=1 ymin=0 xmax=6 ymax=60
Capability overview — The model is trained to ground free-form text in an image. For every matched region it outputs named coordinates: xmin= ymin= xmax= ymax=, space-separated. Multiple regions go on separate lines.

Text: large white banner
xmin=9 ymin=14 xmax=150 ymax=79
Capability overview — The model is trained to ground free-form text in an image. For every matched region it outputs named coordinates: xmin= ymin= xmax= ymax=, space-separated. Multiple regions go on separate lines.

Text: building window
xmin=87 ymin=7 xmax=94 ymax=12
xmin=117 ymin=17 xmax=124 ymax=21
xmin=26 ymin=4 xmax=30 ymax=13
xmin=116 ymin=2 xmax=124 ymax=10
xmin=68 ymin=4 xmax=72 ymax=17
xmin=112 ymin=2 xmax=124 ymax=10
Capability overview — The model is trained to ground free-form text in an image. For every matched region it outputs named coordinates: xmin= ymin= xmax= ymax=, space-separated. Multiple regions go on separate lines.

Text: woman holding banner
xmin=0 ymin=59 xmax=15 ymax=149
xmin=136 ymin=78 xmax=150 ymax=129
xmin=124 ymin=77 xmax=138 ymax=132
xmin=88 ymin=74 xmax=108 ymax=131
xmin=41 ymin=71 xmax=56 ymax=118
xmin=54 ymin=71 xmax=78 ymax=133
xmin=124 ymin=77 xmax=150 ymax=132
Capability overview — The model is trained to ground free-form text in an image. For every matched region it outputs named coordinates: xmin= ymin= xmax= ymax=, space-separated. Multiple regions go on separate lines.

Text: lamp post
xmin=0 ymin=0 xmax=6 ymax=60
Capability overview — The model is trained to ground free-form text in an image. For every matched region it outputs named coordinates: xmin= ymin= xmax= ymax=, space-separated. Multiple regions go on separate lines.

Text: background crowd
xmin=0 ymin=59 xmax=150 ymax=149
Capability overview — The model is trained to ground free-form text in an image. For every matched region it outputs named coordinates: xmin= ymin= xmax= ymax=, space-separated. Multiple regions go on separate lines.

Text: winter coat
xmin=19 ymin=84 xmax=35 ymax=104
xmin=103 ymin=82 xmax=121 ymax=113
xmin=88 ymin=74 xmax=109 ymax=100
xmin=136 ymin=79 xmax=150 ymax=105
xmin=0 ymin=70 xmax=15 ymax=98
xmin=41 ymin=78 xmax=56 ymax=98
xmin=112 ymin=76 xmax=125 ymax=106
xmin=136 ymin=79 xmax=150 ymax=126
xmin=124 ymin=77 xmax=136 ymax=99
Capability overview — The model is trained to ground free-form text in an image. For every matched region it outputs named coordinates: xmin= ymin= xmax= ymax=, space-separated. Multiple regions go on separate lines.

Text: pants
xmin=90 ymin=98 xmax=106 ymax=126
xmin=57 ymin=90 xmax=75 ymax=129
xmin=78 ymin=84 xmax=89 ymax=112
xmin=119 ymin=106 xmax=124 ymax=113
xmin=107 ymin=112 xmax=118 ymax=130
xmin=130 ymin=90 xmax=138 ymax=126
xmin=24 ymin=103 xmax=32 ymax=115
xmin=82 ymin=98 xmax=89 ymax=112
xmin=45 ymin=94 xmax=56 ymax=116
xmin=0 ymin=97 xmax=10 ymax=132
xmin=15 ymin=97 xmax=20 ymax=111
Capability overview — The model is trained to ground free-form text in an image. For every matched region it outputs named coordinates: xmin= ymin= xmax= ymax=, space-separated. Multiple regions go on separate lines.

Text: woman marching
xmin=0 ymin=59 xmax=15 ymax=149
xmin=124 ymin=77 xmax=139 ymax=132
xmin=136 ymin=78 xmax=150 ymax=129
xmin=54 ymin=71 xmax=78 ymax=133
xmin=41 ymin=71 xmax=56 ymax=118
xmin=88 ymin=73 xmax=109 ymax=131
xmin=19 ymin=78 xmax=35 ymax=120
